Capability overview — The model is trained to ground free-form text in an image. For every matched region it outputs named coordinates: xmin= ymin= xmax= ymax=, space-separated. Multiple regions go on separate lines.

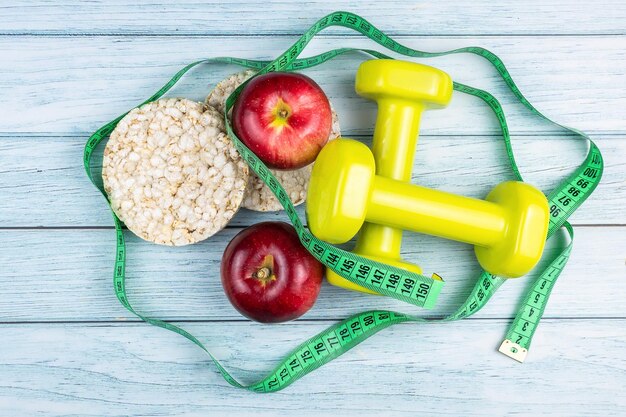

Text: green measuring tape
xmin=84 ymin=11 xmax=603 ymax=392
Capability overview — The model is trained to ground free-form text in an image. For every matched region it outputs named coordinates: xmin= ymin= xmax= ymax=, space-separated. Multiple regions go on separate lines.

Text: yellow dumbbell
xmin=311 ymin=59 xmax=453 ymax=294
xmin=308 ymin=139 xmax=549 ymax=279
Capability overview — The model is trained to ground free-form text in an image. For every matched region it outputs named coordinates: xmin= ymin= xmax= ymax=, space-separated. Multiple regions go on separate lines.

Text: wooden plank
xmin=0 ymin=319 xmax=624 ymax=415
xmin=0 ymin=135 xmax=621 ymax=227
xmin=1 ymin=227 xmax=623 ymax=322
xmin=2 ymin=36 xmax=624 ymax=135
xmin=1 ymin=1 xmax=625 ymax=35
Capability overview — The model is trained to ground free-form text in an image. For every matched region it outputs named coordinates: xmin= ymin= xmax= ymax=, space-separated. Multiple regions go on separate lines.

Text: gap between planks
xmin=3 ymin=33 xmax=626 ymax=38
xmin=2 ymin=317 xmax=625 ymax=325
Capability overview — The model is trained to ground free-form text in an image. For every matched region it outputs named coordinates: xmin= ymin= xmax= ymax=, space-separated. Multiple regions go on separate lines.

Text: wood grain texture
xmin=1 ymin=227 xmax=623 ymax=322
xmin=1 ymin=134 xmax=622 ymax=227
xmin=1 ymin=1 xmax=625 ymax=35
xmin=1 ymin=320 xmax=625 ymax=416
xmin=2 ymin=36 xmax=625 ymax=135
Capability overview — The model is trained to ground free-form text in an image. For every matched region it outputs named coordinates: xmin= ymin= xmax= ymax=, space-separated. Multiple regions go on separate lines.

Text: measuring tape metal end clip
xmin=499 ymin=339 xmax=528 ymax=363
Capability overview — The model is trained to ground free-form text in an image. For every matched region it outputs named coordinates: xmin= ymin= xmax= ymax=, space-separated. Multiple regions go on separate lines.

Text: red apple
xmin=232 ymin=72 xmax=332 ymax=170
xmin=220 ymin=221 xmax=324 ymax=323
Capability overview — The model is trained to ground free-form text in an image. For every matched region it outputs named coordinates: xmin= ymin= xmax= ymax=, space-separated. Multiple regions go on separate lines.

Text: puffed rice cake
xmin=103 ymin=98 xmax=248 ymax=246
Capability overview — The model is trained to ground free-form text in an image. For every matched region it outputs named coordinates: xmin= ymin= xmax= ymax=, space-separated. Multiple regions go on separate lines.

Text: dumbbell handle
xmin=357 ymin=100 xmax=424 ymax=259
xmin=371 ymin=99 xmax=424 ymax=180
xmin=368 ymin=176 xmax=507 ymax=248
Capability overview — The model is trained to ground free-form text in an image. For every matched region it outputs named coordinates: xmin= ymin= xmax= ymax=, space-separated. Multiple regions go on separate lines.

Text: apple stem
xmin=255 ymin=267 xmax=272 ymax=280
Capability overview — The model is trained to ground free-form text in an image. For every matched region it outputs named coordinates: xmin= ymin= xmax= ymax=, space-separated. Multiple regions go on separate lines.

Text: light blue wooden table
xmin=1 ymin=1 xmax=625 ymax=415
